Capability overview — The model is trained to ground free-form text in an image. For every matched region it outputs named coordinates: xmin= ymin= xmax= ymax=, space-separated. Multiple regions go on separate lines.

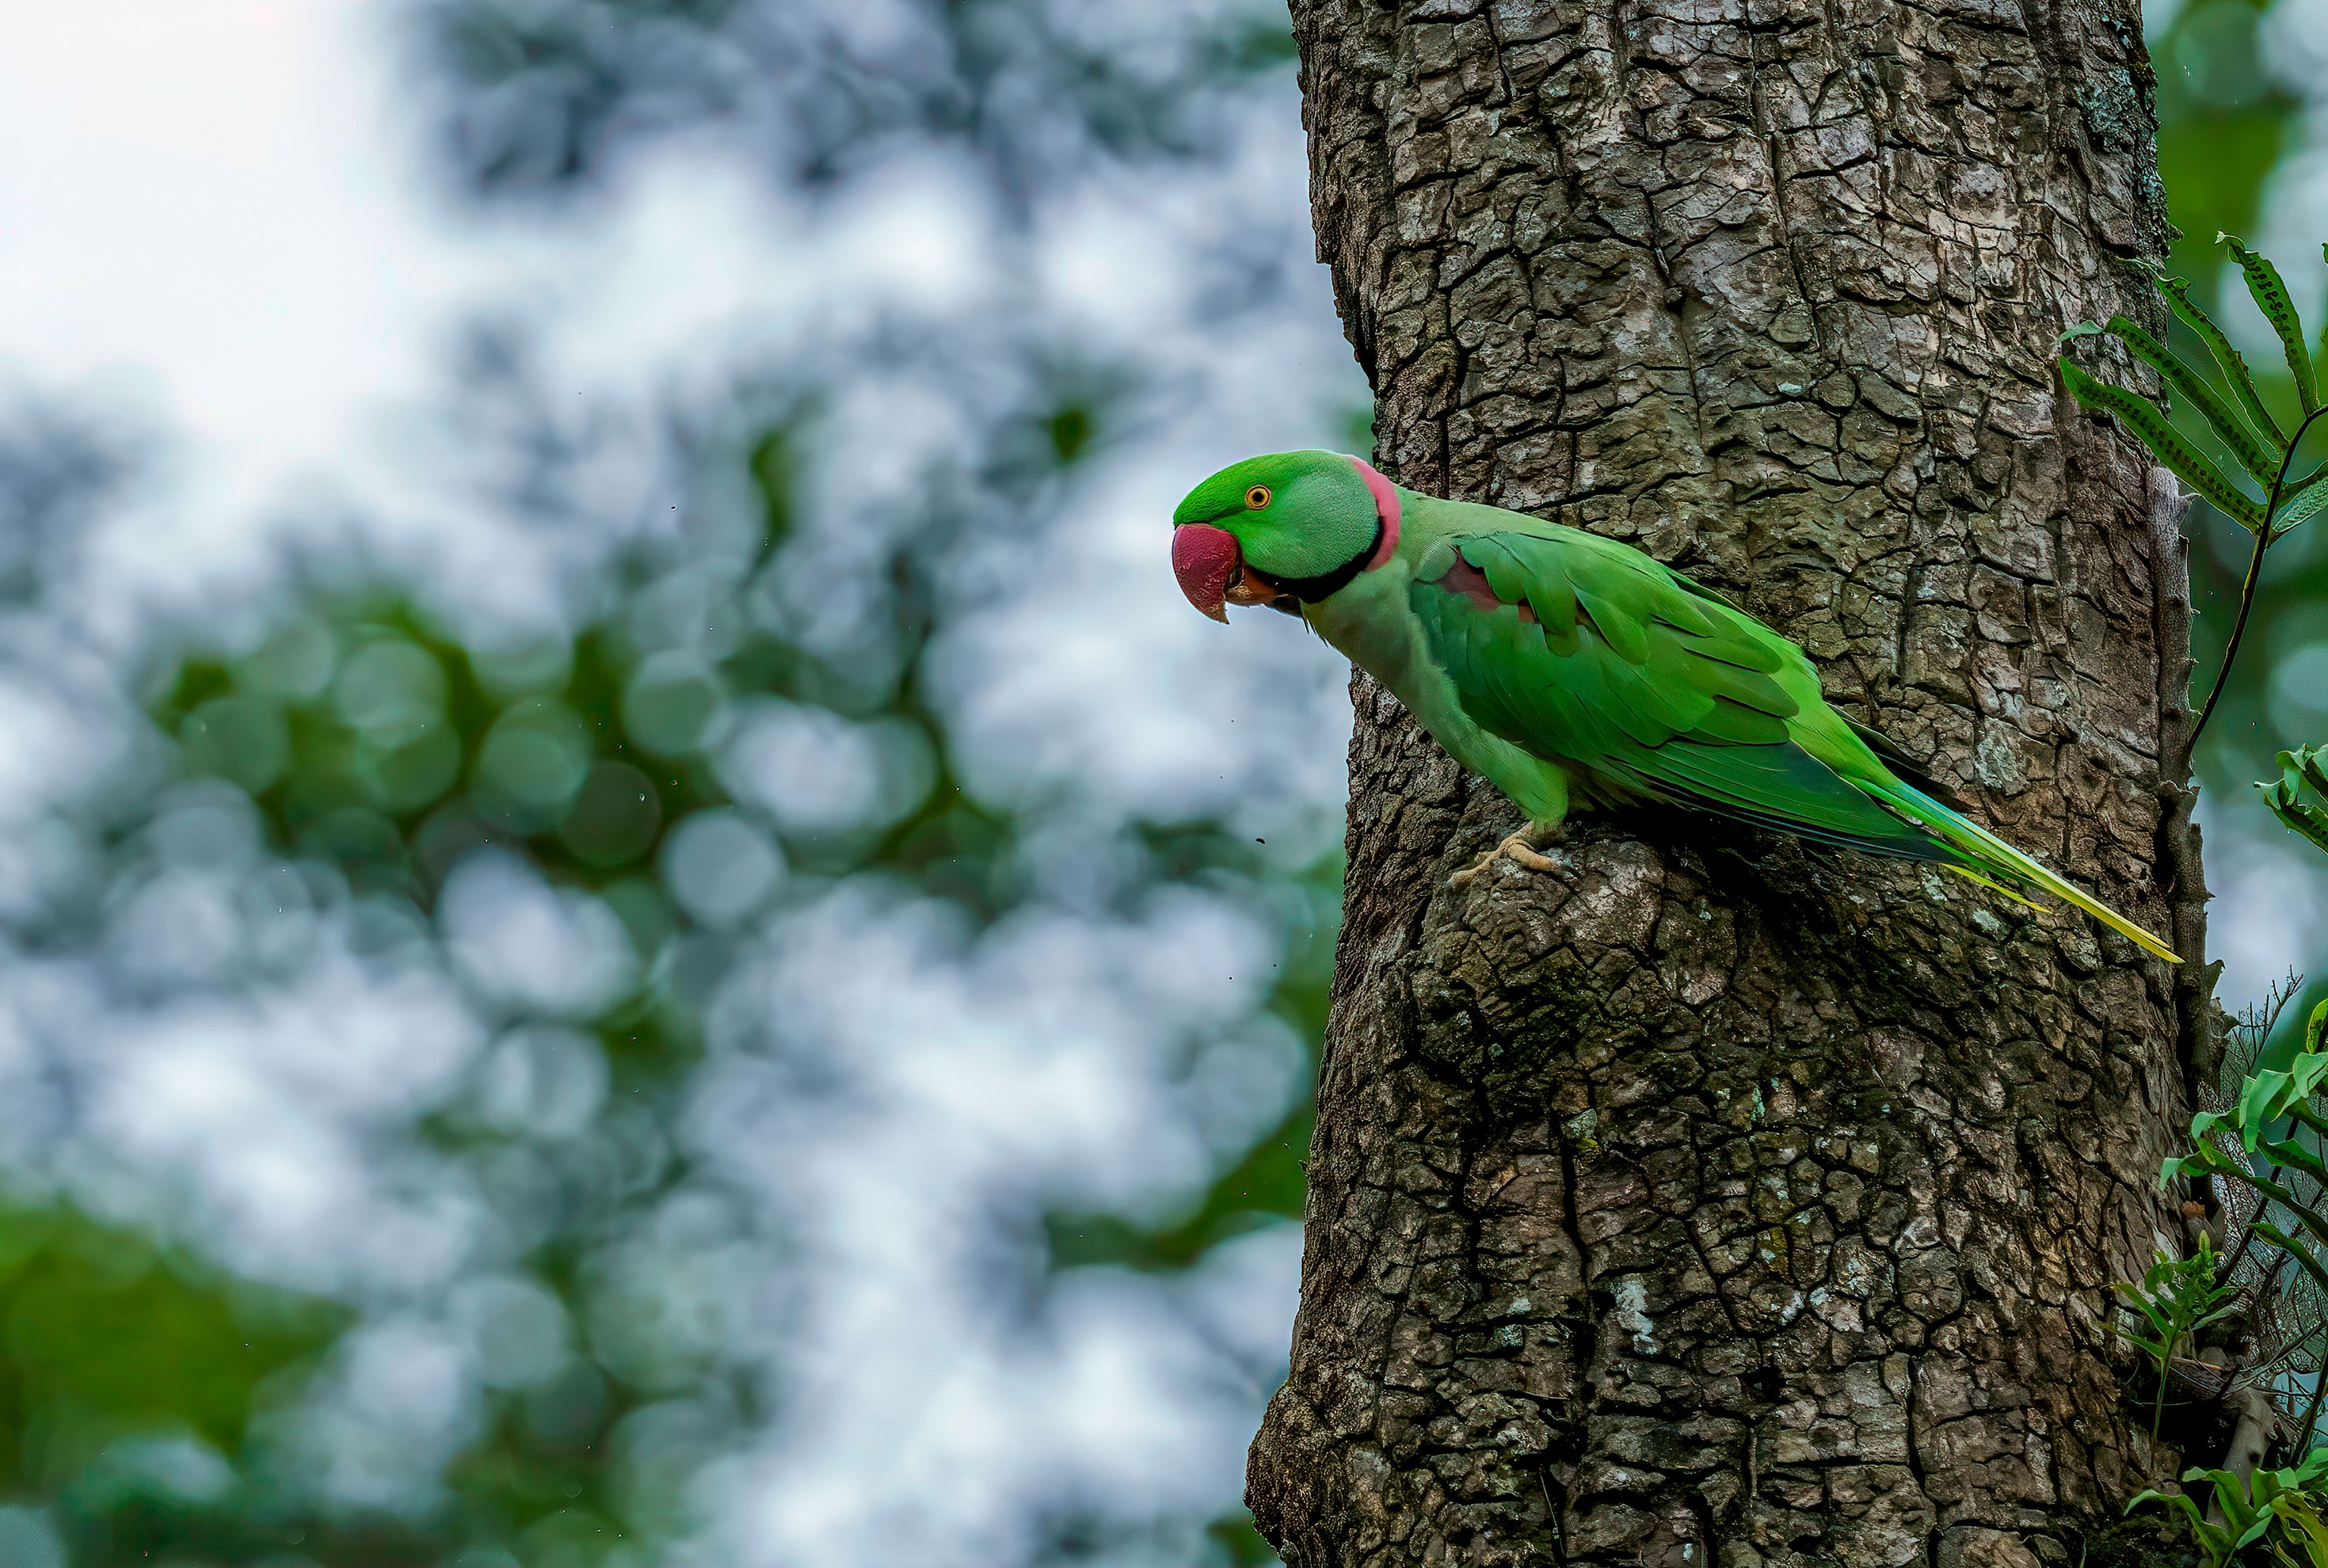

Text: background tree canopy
xmin=0 ymin=0 xmax=2319 ymax=1563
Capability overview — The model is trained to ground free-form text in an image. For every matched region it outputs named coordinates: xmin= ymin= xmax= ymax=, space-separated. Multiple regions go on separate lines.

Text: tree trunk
xmin=1252 ymin=1 xmax=2205 ymax=1563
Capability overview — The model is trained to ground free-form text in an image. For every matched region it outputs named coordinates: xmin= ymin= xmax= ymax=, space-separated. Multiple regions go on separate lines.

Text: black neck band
xmin=1274 ymin=517 xmax=1385 ymax=603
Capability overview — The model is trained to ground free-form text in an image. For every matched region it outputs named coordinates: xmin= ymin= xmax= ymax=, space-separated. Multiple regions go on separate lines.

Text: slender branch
xmin=2212 ymin=1135 xmax=2277 ymax=1289
xmin=2219 ymin=1206 xmax=2264 ymax=1291
xmin=2149 ymin=470 xmax=2217 ymax=1096
xmin=2299 ymin=1345 xmax=2328 ymax=1453
xmin=2193 ymin=531 xmax=2268 ymax=746
xmin=2192 ymin=406 xmax=2328 ymax=747
xmin=2276 ymin=1217 xmax=2328 ymax=1451
xmin=2241 ymin=1297 xmax=2311 ymax=1379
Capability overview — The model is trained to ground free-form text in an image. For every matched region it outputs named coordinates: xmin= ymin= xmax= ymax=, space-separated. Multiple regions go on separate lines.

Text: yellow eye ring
xmin=1245 ymin=485 xmax=1271 ymax=508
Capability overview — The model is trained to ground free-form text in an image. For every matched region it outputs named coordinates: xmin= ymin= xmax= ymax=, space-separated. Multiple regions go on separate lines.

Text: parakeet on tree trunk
xmin=1170 ymin=449 xmax=2178 ymax=964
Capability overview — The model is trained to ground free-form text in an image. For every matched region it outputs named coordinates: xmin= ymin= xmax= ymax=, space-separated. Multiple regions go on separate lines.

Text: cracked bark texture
xmin=1252 ymin=0 xmax=2201 ymax=1563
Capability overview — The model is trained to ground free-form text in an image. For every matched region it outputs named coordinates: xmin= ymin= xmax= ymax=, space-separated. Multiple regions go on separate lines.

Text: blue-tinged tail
xmin=1866 ymin=782 xmax=2181 ymax=965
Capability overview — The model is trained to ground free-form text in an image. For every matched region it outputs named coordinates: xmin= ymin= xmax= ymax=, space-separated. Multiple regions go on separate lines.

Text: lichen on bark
xmin=1253 ymin=0 xmax=2202 ymax=1562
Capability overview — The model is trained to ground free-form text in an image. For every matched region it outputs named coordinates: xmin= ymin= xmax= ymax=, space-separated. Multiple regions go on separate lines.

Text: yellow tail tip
xmin=2105 ymin=917 xmax=2183 ymax=965
xmin=1941 ymin=865 xmax=2180 ymax=964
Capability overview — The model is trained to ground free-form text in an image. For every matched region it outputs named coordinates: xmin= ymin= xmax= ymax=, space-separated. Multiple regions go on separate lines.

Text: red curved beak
xmin=1172 ymin=523 xmax=1240 ymax=623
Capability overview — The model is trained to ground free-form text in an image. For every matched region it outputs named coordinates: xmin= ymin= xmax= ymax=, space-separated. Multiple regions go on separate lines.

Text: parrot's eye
xmin=1245 ymin=485 xmax=1271 ymax=508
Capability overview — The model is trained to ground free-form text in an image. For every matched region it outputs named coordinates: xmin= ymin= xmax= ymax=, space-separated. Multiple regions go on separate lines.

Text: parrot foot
xmin=1450 ymin=830 xmax=1561 ymax=885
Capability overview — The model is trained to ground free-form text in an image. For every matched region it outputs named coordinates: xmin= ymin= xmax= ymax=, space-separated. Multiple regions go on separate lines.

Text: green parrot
xmin=1170 ymin=449 xmax=2177 ymax=965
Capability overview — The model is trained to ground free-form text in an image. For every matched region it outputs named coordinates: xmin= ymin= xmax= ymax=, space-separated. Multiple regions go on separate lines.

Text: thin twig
xmin=2239 ymin=1300 xmax=2320 ymax=1381
xmin=2299 ymin=1348 xmax=2328 ymax=1453
xmin=2292 ymin=1228 xmax=2328 ymax=1452
xmin=2219 ymin=1210 xmax=2264 ymax=1292
xmin=2193 ymin=407 xmax=2328 ymax=747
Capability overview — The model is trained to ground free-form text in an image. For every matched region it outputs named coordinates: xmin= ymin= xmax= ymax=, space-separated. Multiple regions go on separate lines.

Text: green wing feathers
xmin=1407 ymin=527 xmax=2180 ymax=964
xmin=1410 ymin=531 xmax=1941 ymax=856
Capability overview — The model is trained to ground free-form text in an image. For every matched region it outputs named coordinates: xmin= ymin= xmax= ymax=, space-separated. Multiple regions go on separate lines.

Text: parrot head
xmin=1170 ymin=450 xmax=1398 ymax=622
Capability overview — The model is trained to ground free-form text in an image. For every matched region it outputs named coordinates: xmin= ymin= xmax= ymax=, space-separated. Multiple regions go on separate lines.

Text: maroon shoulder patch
xmin=1434 ymin=557 xmax=1537 ymax=622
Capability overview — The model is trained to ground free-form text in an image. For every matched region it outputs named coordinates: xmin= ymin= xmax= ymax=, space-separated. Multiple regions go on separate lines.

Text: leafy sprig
xmin=2112 ymin=1234 xmax=2240 ymax=1436
xmin=2162 ymin=995 xmax=2328 ymax=1442
xmin=2131 ymin=1452 xmax=2328 ymax=1568
xmin=2058 ymin=235 xmax=2328 ymax=745
xmin=2261 ymin=746 xmax=2328 ymax=860
xmin=2276 ymin=1485 xmax=2328 ymax=1568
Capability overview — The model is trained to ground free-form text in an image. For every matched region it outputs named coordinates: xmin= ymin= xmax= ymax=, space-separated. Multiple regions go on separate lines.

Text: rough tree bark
xmin=1251 ymin=1 xmax=2208 ymax=1564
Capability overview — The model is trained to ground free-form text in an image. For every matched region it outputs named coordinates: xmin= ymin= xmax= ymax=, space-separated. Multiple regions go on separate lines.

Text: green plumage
xmin=1172 ymin=451 xmax=2177 ymax=965
xmin=1399 ymin=523 xmax=1936 ymax=851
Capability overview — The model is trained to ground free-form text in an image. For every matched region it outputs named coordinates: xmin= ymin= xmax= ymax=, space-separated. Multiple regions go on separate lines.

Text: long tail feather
xmin=1869 ymin=782 xmax=2181 ymax=964
xmin=1939 ymin=864 xmax=2046 ymax=913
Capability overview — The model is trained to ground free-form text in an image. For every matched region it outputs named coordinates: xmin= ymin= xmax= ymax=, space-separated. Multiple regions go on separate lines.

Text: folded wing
xmin=1409 ymin=528 xmax=1947 ymax=860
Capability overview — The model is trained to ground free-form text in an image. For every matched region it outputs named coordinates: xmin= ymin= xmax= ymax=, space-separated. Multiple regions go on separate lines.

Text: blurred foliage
xmin=8 ymin=383 xmax=1321 ymax=1563
xmin=2136 ymin=0 xmax=2328 ymax=1054
xmin=1049 ymin=836 xmax=1336 ymax=1271
xmin=2153 ymin=0 xmax=2300 ymax=285
xmin=418 ymin=0 xmax=1303 ymax=199
xmin=0 ymin=402 xmax=120 ymax=607
xmin=0 ymin=0 xmax=1341 ymax=1553
xmin=2265 ymin=744 xmax=2328 ymax=856
xmin=0 ymin=1199 xmax=349 ymax=1565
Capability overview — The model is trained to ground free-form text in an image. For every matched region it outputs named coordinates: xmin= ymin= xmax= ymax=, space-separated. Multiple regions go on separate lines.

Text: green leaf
xmin=2281 ymin=409 xmax=2328 ymax=505
xmin=2129 ymin=1486 xmax=2203 ymax=1526
xmin=2276 ymin=481 xmax=2328 ymax=540
xmin=2134 ymin=1479 xmax=2242 ymax=1568
xmin=2219 ymin=1166 xmax=2328 ymax=1254
xmin=2188 ymin=1467 xmax=2280 ymax=1560
xmin=2255 ymin=1131 xmax=2328 ymax=1189
xmin=2157 ymin=267 xmax=2288 ymax=445
xmin=2259 ymin=1050 xmax=2328 ymax=1121
xmin=2108 ymin=1237 xmax=2238 ymax=1441
xmin=2261 ymin=745 xmax=2328 ymax=858
xmin=2059 ymin=360 xmax=2269 ymax=531
xmin=2090 ymin=314 xmax=2283 ymax=485
xmin=2253 ymin=1220 xmax=2328 ymax=1297
xmin=2166 ymin=1141 xmax=2236 ymax=1183
xmin=2240 ymin=1066 xmax=2289 ymax=1145
xmin=2293 ymin=1048 xmax=2328 ymax=1094
xmin=2224 ymin=234 xmax=2321 ymax=415
xmin=2272 ymin=1490 xmax=2328 ymax=1568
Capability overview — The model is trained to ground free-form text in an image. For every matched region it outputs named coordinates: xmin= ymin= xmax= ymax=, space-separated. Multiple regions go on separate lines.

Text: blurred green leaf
xmin=2223 ymin=233 xmax=2322 ymax=413
xmin=2060 ymin=359 xmax=2265 ymax=531
xmin=2072 ymin=314 xmax=2280 ymax=485
xmin=1209 ymin=1511 xmax=1281 ymax=1566
xmin=1046 ymin=403 xmax=1095 ymax=465
xmin=0 ymin=1200 xmax=346 ymax=1537
xmin=2261 ymin=745 xmax=2328 ymax=858
xmin=2274 ymin=476 xmax=2328 ymax=540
